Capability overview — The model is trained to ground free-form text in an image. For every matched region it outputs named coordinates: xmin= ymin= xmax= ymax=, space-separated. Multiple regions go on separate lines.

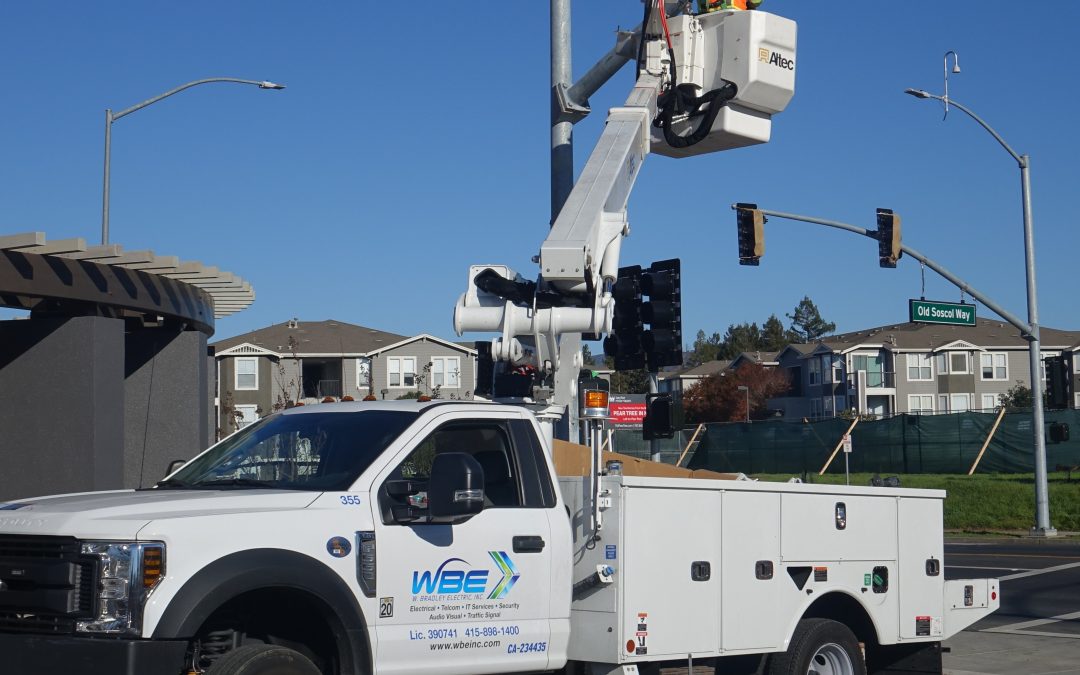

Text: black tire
xmin=766 ymin=618 xmax=866 ymax=675
xmin=207 ymin=644 xmax=324 ymax=675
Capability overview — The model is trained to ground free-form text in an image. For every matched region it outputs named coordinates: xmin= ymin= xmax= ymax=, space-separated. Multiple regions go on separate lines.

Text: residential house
xmin=658 ymin=360 xmax=733 ymax=394
xmin=211 ymin=319 xmax=477 ymax=435
xmin=766 ymin=319 xmax=1080 ymax=421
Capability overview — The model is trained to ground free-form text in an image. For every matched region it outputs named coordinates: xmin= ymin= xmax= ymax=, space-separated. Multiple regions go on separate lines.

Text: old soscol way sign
xmin=909 ymin=299 xmax=976 ymax=326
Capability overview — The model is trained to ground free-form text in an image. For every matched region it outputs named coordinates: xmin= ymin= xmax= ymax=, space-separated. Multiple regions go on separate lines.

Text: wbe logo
xmin=411 ymin=551 xmax=520 ymax=599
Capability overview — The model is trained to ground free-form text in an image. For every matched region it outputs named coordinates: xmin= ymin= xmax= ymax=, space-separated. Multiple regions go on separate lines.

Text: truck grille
xmin=0 ymin=535 xmax=97 ymax=634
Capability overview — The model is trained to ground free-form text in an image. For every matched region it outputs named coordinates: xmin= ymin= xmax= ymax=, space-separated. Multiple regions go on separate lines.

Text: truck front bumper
xmin=0 ymin=632 xmax=188 ymax=675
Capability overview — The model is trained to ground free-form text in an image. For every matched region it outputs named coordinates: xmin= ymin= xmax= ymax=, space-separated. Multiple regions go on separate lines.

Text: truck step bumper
xmin=0 ymin=632 xmax=188 ymax=675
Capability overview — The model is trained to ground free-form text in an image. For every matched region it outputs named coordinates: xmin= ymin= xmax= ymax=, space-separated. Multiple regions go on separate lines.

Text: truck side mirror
xmin=427 ymin=453 xmax=485 ymax=524
xmin=165 ymin=459 xmax=187 ymax=476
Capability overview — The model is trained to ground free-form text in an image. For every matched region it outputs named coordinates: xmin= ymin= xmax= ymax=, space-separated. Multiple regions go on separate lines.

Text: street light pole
xmin=101 ymin=77 xmax=285 ymax=245
xmin=738 ymin=385 xmax=750 ymax=423
xmin=905 ymin=86 xmax=1055 ymax=537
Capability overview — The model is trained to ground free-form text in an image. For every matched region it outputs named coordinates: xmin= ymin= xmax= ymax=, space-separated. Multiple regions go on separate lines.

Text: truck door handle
xmin=513 ymin=535 xmax=545 ymax=553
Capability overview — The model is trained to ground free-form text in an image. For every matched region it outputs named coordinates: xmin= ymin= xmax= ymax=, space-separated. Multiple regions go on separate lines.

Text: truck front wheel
xmin=767 ymin=618 xmax=866 ymax=675
xmin=207 ymin=644 xmax=323 ymax=675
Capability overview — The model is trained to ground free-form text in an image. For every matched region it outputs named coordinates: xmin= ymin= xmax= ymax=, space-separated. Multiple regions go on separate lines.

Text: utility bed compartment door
xmin=781 ymin=493 xmax=897 ymax=562
xmin=721 ymin=490 xmax=781 ymax=651
xmin=623 ymin=487 xmax=721 ymax=657
xmin=898 ymin=498 xmax=945 ymax=639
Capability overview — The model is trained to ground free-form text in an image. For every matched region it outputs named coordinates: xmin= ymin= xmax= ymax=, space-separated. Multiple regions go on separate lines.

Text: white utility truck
xmin=0 ymin=401 xmax=998 ymax=675
xmin=0 ymin=4 xmax=999 ymax=675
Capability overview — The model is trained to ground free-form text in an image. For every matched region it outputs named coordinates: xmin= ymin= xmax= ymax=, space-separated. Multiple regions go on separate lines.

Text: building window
xmin=980 ymin=353 xmax=1007 ymax=381
xmin=949 ymin=352 xmax=970 ymax=374
xmin=907 ymin=354 xmax=932 ymax=381
xmin=809 ymin=358 xmax=822 ymax=385
xmin=233 ymin=404 xmax=259 ymax=428
xmin=1075 ymin=392 xmax=1080 ymax=408
xmin=235 ymin=358 xmax=258 ymax=390
xmin=1074 ymin=356 xmax=1080 ymax=374
xmin=908 ymin=395 xmax=934 ymax=414
xmin=823 ymin=396 xmax=834 ymax=417
xmin=950 ymin=393 xmax=972 ymax=413
xmin=431 ymin=356 xmax=461 ymax=388
xmin=831 ymin=358 xmax=844 ymax=384
xmin=810 ymin=399 xmax=823 ymax=419
xmin=388 ymin=357 xmax=417 ymax=388
xmin=981 ymin=394 xmax=1000 ymax=411
xmin=356 ymin=358 xmax=371 ymax=392
xmin=935 ymin=353 xmax=948 ymax=375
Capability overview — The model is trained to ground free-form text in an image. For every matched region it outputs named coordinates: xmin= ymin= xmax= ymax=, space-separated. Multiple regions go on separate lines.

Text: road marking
xmin=947 ymin=552 xmax=1080 ymax=560
xmin=946 ymin=565 xmax=1032 ymax=572
xmin=981 ymin=609 xmax=1080 ymax=640
xmin=999 ymin=561 xmax=1080 ymax=581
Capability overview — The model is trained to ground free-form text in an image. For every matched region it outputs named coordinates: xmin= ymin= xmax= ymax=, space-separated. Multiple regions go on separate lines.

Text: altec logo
xmin=758 ymin=48 xmax=794 ymax=70
xmin=411 ymin=551 xmax=520 ymax=599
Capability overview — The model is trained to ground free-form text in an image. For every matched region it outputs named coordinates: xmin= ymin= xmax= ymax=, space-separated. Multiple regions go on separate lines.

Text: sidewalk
xmin=944 ymin=629 xmax=1080 ymax=675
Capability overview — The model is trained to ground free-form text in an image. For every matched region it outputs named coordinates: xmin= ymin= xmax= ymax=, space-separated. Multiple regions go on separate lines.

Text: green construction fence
xmin=609 ymin=409 xmax=1080 ymax=475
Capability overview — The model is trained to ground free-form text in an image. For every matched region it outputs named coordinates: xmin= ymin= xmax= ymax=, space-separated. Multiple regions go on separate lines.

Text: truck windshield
xmin=163 ymin=410 xmax=419 ymax=491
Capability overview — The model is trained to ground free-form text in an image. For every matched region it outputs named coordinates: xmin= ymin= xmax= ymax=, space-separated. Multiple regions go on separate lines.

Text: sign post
xmin=909 ymin=299 xmax=976 ymax=326
xmin=842 ymin=433 xmax=852 ymax=486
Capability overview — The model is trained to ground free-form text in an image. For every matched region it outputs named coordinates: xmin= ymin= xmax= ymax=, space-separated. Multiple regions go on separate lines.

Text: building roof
xmin=211 ymin=319 xmax=408 ymax=356
xmin=662 ymin=360 xmax=733 ymax=380
xmin=794 ymin=318 xmax=1080 ymax=354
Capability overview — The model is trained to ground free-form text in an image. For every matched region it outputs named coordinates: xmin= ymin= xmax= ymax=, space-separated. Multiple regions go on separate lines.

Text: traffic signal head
xmin=641 ymin=259 xmax=682 ymax=371
xmin=1046 ymin=355 xmax=1072 ymax=410
xmin=604 ymin=266 xmax=646 ymax=371
xmin=643 ymin=392 xmax=682 ymax=440
xmin=735 ymin=203 xmax=765 ymax=266
xmin=877 ymin=208 xmax=902 ymax=268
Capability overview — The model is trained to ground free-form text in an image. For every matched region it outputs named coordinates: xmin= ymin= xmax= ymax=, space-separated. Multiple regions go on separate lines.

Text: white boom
xmin=454 ymin=6 xmax=797 ymax=431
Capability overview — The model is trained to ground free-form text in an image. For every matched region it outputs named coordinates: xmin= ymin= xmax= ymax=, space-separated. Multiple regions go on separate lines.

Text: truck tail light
xmin=357 ymin=531 xmax=376 ymax=598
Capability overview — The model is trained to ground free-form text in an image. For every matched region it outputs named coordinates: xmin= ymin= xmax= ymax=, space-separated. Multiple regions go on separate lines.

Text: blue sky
xmin=2 ymin=2 xmax=1077 ymax=348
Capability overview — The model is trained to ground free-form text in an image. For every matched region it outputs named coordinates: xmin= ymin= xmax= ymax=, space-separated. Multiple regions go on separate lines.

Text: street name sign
xmin=909 ymin=299 xmax=976 ymax=326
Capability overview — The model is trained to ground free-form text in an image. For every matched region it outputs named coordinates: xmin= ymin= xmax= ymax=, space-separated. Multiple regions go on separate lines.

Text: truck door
xmin=371 ymin=413 xmax=554 ymax=675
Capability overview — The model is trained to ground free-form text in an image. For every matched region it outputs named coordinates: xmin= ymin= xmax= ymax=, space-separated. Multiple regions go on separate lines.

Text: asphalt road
xmin=943 ymin=538 xmax=1080 ymax=674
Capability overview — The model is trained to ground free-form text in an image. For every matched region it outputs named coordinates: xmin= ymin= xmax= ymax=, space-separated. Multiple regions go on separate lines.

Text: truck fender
xmin=151 ymin=548 xmax=369 ymax=671
xmin=781 ymin=590 xmax=884 ymax=650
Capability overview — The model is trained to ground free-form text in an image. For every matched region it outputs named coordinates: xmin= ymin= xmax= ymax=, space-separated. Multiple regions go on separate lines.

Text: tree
xmin=786 ymin=296 xmax=836 ymax=343
xmin=687 ymin=330 xmax=723 ymax=366
xmin=717 ymin=322 xmax=763 ymax=360
xmin=682 ymin=363 xmax=792 ymax=423
xmin=581 ymin=343 xmax=597 ymax=368
xmin=761 ymin=314 xmax=788 ymax=351
xmin=604 ymin=356 xmax=650 ymax=394
xmin=998 ymin=381 xmax=1036 ymax=411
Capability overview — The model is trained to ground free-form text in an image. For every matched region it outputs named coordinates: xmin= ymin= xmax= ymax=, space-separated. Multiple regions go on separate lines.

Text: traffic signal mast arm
xmin=740 ymin=206 xmax=1035 ymax=338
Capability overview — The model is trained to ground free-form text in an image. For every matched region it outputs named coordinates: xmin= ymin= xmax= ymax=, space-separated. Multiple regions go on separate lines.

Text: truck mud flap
xmin=866 ymin=641 xmax=942 ymax=675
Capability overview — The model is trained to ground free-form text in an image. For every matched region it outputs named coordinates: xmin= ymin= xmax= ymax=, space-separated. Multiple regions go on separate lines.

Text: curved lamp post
xmin=101 ymin=78 xmax=285 ymax=245
xmin=906 ymin=73 xmax=1054 ymax=536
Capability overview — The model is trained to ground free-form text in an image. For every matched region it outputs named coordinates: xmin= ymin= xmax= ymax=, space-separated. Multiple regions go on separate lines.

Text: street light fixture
xmin=737 ymin=385 xmax=750 ymax=423
xmin=906 ymin=57 xmax=1055 ymax=537
xmin=101 ymin=78 xmax=286 ymax=245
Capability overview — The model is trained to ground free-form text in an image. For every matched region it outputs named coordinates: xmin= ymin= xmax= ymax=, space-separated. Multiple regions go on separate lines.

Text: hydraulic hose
xmin=655 ymin=80 xmax=738 ymax=149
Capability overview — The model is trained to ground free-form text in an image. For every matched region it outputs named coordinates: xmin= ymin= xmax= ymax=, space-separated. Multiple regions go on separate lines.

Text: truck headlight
xmin=76 ymin=541 xmax=165 ymax=635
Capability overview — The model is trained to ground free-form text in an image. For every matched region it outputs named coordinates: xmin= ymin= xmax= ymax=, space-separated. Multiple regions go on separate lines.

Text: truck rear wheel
xmin=206 ymin=644 xmax=323 ymax=675
xmin=767 ymin=618 xmax=866 ymax=675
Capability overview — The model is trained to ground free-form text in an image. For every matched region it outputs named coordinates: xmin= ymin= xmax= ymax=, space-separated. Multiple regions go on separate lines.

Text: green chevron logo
xmin=487 ymin=551 xmax=519 ymax=599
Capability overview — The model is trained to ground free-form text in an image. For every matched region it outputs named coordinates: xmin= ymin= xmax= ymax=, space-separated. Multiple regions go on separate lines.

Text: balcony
xmin=847 ymin=370 xmax=895 ymax=390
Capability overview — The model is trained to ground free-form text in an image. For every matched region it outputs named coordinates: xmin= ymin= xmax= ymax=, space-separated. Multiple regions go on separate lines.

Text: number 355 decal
xmin=339 ymin=495 xmax=362 ymax=506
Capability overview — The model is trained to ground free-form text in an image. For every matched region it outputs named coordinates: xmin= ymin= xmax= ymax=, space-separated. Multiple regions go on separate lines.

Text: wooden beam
xmin=818 ymin=418 xmax=861 ymax=476
xmin=968 ymin=406 xmax=1008 ymax=476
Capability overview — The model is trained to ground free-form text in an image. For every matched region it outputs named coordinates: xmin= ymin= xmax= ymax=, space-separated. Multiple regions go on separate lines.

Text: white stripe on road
xmin=947 ymin=565 xmax=1032 ymax=572
xmin=980 ymin=609 xmax=1080 ymax=640
xmin=999 ymin=561 xmax=1080 ymax=581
